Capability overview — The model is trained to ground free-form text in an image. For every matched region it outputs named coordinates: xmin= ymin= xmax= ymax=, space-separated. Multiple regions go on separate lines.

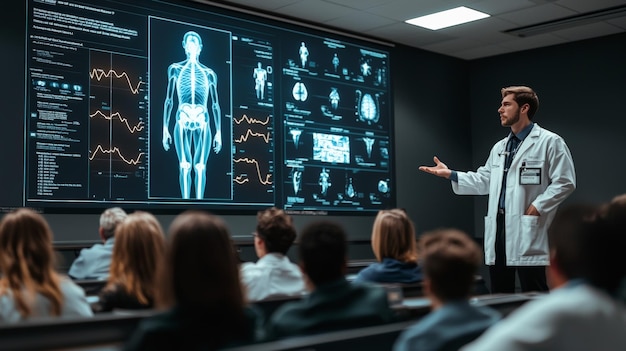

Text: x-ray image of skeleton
xmin=319 ymin=168 xmax=331 ymax=196
xmin=162 ymin=31 xmax=222 ymax=200
xmin=253 ymin=62 xmax=267 ymax=100
xmin=299 ymin=42 xmax=309 ymax=68
xmin=329 ymin=87 xmax=339 ymax=109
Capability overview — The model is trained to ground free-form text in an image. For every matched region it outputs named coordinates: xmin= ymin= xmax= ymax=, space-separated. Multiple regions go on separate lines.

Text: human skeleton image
xmin=162 ymin=31 xmax=222 ymax=200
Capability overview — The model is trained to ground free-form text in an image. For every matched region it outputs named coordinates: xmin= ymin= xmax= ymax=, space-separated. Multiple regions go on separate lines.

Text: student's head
xmin=99 ymin=207 xmax=127 ymax=240
xmin=0 ymin=208 xmax=62 ymax=316
xmin=548 ymin=202 xmax=626 ymax=294
xmin=371 ymin=209 xmax=417 ymax=263
xmin=501 ymin=86 xmax=539 ymax=120
xmin=158 ymin=210 xmax=243 ymax=310
xmin=298 ymin=221 xmax=347 ymax=287
xmin=419 ymin=228 xmax=482 ymax=302
xmin=255 ymin=207 xmax=297 ymax=256
xmin=109 ymin=211 xmax=166 ymax=305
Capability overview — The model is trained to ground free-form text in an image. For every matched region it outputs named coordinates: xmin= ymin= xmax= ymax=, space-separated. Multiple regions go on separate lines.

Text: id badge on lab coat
xmin=520 ymin=167 xmax=541 ymax=185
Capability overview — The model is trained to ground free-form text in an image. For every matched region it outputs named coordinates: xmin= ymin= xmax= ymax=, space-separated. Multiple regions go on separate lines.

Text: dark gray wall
xmin=467 ymin=32 xmax=626 ymax=237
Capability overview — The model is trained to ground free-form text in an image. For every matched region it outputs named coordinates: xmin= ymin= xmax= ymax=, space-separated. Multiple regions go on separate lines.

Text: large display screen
xmin=14 ymin=0 xmax=394 ymax=214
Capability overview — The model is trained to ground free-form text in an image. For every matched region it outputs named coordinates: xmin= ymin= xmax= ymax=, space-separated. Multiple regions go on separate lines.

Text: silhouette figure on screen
xmin=319 ymin=168 xmax=331 ymax=196
xmin=253 ymin=62 xmax=267 ymax=100
xmin=332 ymin=53 xmax=339 ymax=72
xmin=162 ymin=31 xmax=222 ymax=200
xmin=299 ymin=42 xmax=309 ymax=68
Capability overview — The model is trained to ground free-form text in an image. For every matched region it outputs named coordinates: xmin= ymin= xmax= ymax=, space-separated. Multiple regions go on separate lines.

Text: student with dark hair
xmin=69 ymin=207 xmax=127 ymax=280
xmin=93 ymin=211 xmax=166 ymax=312
xmin=0 ymin=208 xmax=93 ymax=322
xmin=266 ymin=220 xmax=395 ymax=338
xmin=124 ymin=210 xmax=260 ymax=350
xmin=462 ymin=201 xmax=626 ymax=350
xmin=354 ymin=209 xmax=422 ymax=284
xmin=393 ymin=229 xmax=501 ymax=351
xmin=240 ymin=207 xmax=306 ymax=301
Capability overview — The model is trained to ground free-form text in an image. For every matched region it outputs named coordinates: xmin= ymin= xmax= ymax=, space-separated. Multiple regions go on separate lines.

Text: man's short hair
xmin=100 ymin=207 xmax=128 ymax=240
xmin=419 ymin=228 xmax=482 ymax=301
xmin=501 ymin=86 xmax=539 ymax=120
xmin=298 ymin=221 xmax=347 ymax=286
xmin=256 ymin=207 xmax=297 ymax=254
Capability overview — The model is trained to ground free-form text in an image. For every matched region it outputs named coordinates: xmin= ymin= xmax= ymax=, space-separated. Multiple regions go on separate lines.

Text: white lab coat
xmin=452 ymin=124 xmax=576 ymax=266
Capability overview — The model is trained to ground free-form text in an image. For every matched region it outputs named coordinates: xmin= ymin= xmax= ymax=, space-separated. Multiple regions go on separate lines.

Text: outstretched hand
xmin=419 ymin=156 xmax=452 ymax=179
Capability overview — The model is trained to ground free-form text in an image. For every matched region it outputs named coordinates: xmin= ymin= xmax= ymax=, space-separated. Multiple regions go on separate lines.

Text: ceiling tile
xmin=550 ymin=21 xmax=626 ymax=40
xmin=498 ymin=3 xmax=578 ymax=26
xmin=323 ymin=0 xmax=395 ymax=10
xmin=323 ymin=12 xmax=396 ymax=32
xmin=555 ymin=0 xmax=626 ymax=13
xmin=498 ymin=33 xmax=568 ymax=50
xmin=364 ymin=0 xmax=456 ymax=21
xmin=221 ymin=0 xmax=303 ymax=11
xmin=272 ymin=0 xmax=357 ymax=22
xmin=450 ymin=44 xmax=515 ymax=60
xmin=365 ymin=22 xmax=454 ymax=47
xmin=607 ymin=15 xmax=626 ymax=29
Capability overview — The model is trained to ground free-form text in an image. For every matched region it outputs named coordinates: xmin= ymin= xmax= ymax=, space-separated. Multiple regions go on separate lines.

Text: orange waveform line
xmin=90 ymin=110 xmax=144 ymax=133
xmin=234 ymin=130 xmax=270 ymax=143
xmin=233 ymin=115 xmax=270 ymax=125
xmin=90 ymin=68 xmax=145 ymax=94
xmin=234 ymin=175 xmax=249 ymax=184
xmin=89 ymin=144 xmax=144 ymax=165
xmin=233 ymin=157 xmax=272 ymax=185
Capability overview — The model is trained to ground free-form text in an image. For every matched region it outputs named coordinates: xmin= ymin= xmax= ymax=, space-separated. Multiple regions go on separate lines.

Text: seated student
xmin=124 ymin=211 xmax=261 ymax=351
xmin=353 ymin=209 xmax=422 ymax=284
xmin=462 ymin=201 xmax=626 ymax=351
xmin=69 ymin=207 xmax=127 ymax=280
xmin=93 ymin=211 xmax=166 ymax=313
xmin=266 ymin=220 xmax=396 ymax=338
xmin=0 ymin=208 xmax=93 ymax=322
xmin=393 ymin=229 xmax=501 ymax=351
xmin=240 ymin=207 xmax=306 ymax=302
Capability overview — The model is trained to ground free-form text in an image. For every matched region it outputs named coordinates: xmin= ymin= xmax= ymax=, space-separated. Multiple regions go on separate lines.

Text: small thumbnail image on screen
xmin=312 ymin=132 xmax=350 ymax=164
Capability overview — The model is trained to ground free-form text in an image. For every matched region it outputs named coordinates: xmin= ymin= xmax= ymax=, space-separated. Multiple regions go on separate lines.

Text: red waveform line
xmin=234 ymin=175 xmax=250 ymax=184
xmin=234 ymin=130 xmax=270 ymax=143
xmin=90 ymin=68 xmax=145 ymax=94
xmin=233 ymin=158 xmax=272 ymax=185
xmin=233 ymin=115 xmax=270 ymax=125
xmin=90 ymin=110 xmax=144 ymax=133
xmin=89 ymin=144 xmax=144 ymax=165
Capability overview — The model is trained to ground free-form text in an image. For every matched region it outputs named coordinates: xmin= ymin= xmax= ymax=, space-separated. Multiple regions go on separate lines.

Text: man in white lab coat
xmin=419 ymin=86 xmax=576 ymax=293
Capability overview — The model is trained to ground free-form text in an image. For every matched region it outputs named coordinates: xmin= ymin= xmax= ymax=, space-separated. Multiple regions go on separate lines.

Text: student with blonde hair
xmin=93 ymin=211 xmax=166 ymax=312
xmin=354 ymin=209 xmax=422 ymax=284
xmin=0 ymin=208 xmax=93 ymax=322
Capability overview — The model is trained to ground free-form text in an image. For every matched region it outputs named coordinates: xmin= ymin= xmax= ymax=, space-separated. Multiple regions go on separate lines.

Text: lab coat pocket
xmin=519 ymin=215 xmax=547 ymax=256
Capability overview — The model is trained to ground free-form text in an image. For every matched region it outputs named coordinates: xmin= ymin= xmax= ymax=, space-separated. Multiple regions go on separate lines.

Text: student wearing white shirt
xmin=240 ymin=207 xmax=306 ymax=302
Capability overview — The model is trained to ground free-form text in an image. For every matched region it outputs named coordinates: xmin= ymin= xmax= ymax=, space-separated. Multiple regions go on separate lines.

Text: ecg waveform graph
xmin=90 ymin=110 xmax=145 ymax=133
xmin=90 ymin=68 xmax=146 ymax=94
xmin=235 ymin=130 xmax=270 ymax=143
xmin=234 ymin=115 xmax=270 ymax=125
xmin=90 ymin=145 xmax=144 ymax=165
xmin=234 ymin=157 xmax=272 ymax=185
